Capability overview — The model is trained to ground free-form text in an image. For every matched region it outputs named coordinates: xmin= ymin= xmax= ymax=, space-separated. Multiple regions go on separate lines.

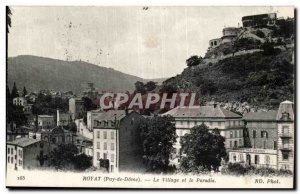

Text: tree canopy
xmin=139 ymin=115 xmax=177 ymax=173
xmin=180 ymin=124 xmax=227 ymax=172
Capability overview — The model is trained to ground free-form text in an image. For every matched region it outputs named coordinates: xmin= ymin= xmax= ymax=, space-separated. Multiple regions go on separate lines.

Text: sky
xmin=8 ymin=6 xmax=294 ymax=79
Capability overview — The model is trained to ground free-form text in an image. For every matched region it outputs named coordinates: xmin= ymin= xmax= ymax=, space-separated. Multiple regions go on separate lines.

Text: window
xmin=111 ymin=154 xmax=114 ymax=162
xmin=282 ymin=152 xmax=289 ymax=160
xmin=110 ymin=165 xmax=114 ymax=173
xmin=234 ymin=130 xmax=238 ymax=138
xmin=111 ymin=131 xmax=114 ymax=139
xmin=254 ymin=155 xmax=259 ymax=164
xmin=104 ymin=142 xmax=107 ymax=150
xmin=19 ymin=160 xmax=22 ymax=166
xmin=8 ymin=157 xmax=10 ymax=163
xmin=218 ymin=122 xmax=221 ymax=126
xmin=11 ymin=157 xmax=13 ymax=163
xmin=8 ymin=148 xmax=10 ymax=154
xmin=240 ymin=130 xmax=243 ymax=137
xmin=97 ymin=152 xmax=100 ymax=159
xmin=111 ymin=143 xmax=114 ymax=151
xmin=239 ymin=154 xmax=244 ymax=162
xmin=103 ymin=131 xmax=107 ymax=139
xmin=103 ymin=153 xmax=107 ymax=159
xmin=97 ymin=142 xmax=100 ymax=149
xmin=229 ymin=141 xmax=232 ymax=148
xmin=97 ymin=131 xmax=100 ymax=139
xmin=282 ymin=126 xmax=289 ymax=136
xmin=261 ymin=131 xmax=268 ymax=138
xmin=230 ymin=131 xmax=233 ymax=138
xmin=283 ymin=139 xmax=289 ymax=149
xmin=19 ymin=150 xmax=22 ymax=158
xmin=253 ymin=130 xmax=257 ymax=138
xmin=274 ymin=141 xmax=277 ymax=150
xmin=239 ymin=139 xmax=242 ymax=146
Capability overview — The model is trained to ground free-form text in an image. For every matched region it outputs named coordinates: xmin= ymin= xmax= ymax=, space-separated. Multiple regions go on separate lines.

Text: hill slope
xmin=7 ymin=55 xmax=146 ymax=94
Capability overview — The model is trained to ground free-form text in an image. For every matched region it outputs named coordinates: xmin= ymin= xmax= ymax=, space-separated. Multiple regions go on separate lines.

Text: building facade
xmin=221 ymin=27 xmax=239 ymax=43
xmin=13 ymin=97 xmax=27 ymax=106
xmin=7 ymin=138 xmax=49 ymax=171
xmin=242 ymin=13 xmax=277 ymax=28
xmin=163 ymin=105 xmax=244 ymax=166
xmin=32 ymin=115 xmax=55 ymax=129
xmin=93 ymin=110 xmax=145 ymax=173
xmin=229 ymin=101 xmax=294 ymax=172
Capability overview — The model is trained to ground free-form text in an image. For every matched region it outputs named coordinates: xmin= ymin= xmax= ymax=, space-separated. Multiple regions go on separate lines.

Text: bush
xmin=255 ymin=30 xmax=265 ymax=38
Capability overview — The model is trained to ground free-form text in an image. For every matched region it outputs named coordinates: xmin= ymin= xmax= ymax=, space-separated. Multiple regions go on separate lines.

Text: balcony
xmin=279 ymin=133 xmax=292 ymax=138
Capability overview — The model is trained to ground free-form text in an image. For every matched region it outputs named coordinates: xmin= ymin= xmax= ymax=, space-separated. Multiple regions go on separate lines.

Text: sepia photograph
xmin=5 ymin=5 xmax=295 ymax=189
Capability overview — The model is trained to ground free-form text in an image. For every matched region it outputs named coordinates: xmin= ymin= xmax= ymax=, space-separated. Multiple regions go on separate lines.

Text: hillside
xmin=161 ymin=19 xmax=295 ymax=113
xmin=7 ymin=55 xmax=151 ymax=94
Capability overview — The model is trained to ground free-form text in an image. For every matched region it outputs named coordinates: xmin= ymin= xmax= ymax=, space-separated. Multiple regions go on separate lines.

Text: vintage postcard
xmin=6 ymin=6 xmax=295 ymax=189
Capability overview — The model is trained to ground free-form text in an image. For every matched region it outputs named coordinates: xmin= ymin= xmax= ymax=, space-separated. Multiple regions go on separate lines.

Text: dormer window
xmin=280 ymin=112 xmax=291 ymax=121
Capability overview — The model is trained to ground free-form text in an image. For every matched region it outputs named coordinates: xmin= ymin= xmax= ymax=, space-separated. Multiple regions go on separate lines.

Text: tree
xmin=11 ymin=82 xmax=19 ymax=98
xmin=68 ymin=122 xmax=77 ymax=133
xmin=139 ymin=115 xmax=177 ymax=172
xmin=73 ymin=153 xmax=92 ymax=171
xmin=82 ymin=97 xmax=93 ymax=111
xmin=145 ymin=81 xmax=157 ymax=91
xmin=22 ymin=86 xmax=27 ymax=97
xmin=49 ymin=144 xmax=78 ymax=170
xmin=180 ymin=124 xmax=227 ymax=172
xmin=186 ymin=55 xmax=202 ymax=67
xmin=134 ymin=81 xmax=146 ymax=95
xmin=99 ymin=158 xmax=110 ymax=172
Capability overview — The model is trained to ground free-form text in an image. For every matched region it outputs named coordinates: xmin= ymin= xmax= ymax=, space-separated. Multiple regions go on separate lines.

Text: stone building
xmin=13 ymin=97 xmax=27 ymax=106
xmin=69 ymin=98 xmax=85 ymax=120
xmin=7 ymin=138 xmax=49 ymax=171
xmin=242 ymin=13 xmax=277 ymax=28
xmin=221 ymin=27 xmax=239 ymax=43
xmin=93 ymin=110 xmax=145 ymax=173
xmin=229 ymin=101 xmax=294 ymax=172
xmin=276 ymin=100 xmax=294 ymax=172
xmin=163 ymin=105 xmax=244 ymax=166
xmin=31 ymin=115 xmax=55 ymax=130
xmin=209 ymin=38 xmax=222 ymax=49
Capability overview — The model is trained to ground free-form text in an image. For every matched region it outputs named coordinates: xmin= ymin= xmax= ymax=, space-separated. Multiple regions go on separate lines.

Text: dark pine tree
xmin=11 ymin=82 xmax=19 ymax=98
xmin=23 ymin=86 xmax=28 ymax=97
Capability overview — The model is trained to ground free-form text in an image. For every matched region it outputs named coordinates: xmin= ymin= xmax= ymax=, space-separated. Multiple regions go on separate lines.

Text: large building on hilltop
xmin=242 ymin=13 xmax=277 ymax=28
xmin=229 ymin=100 xmax=294 ymax=172
xmin=163 ymin=105 xmax=244 ymax=166
xmin=92 ymin=109 xmax=145 ymax=173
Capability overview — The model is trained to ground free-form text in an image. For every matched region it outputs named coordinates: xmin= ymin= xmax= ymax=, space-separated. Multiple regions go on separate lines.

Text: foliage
xmin=255 ymin=30 xmax=265 ymax=38
xmin=99 ymin=159 xmax=110 ymax=171
xmin=222 ymin=163 xmax=293 ymax=177
xmin=32 ymin=93 xmax=69 ymax=115
xmin=7 ymin=104 xmax=28 ymax=127
xmin=145 ymin=81 xmax=157 ymax=91
xmin=260 ymin=41 xmax=281 ymax=56
xmin=186 ymin=55 xmax=202 ymax=67
xmin=134 ymin=81 xmax=146 ymax=95
xmin=180 ymin=124 xmax=227 ymax=172
xmin=73 ymin=153 xmax=92 ymax=171
xmin=11 ymin=82 xmax=19 ymax=98
xmin=22 ymin=86 xmax=27 ymax=97
xmin=139 ymin=115 xmax=177 ymax=173
xmin=68 ymin=122 xmax=77 ymax=133
xmin=49 ymin=144 xmax=78 ymax=170
xmin=81 ymin=97 xmax=94 ymax=112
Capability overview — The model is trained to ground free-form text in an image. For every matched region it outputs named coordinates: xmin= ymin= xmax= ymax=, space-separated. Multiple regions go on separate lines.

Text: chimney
xmin=213 ymin=103 xmax=217 ymax=108
xmin=57 ymin=109 xmax=60 ymax=126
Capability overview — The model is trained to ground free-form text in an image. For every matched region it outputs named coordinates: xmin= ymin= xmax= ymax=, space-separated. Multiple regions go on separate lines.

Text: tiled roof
xmin=243 ymin=111 xmax=278 ymax=121
xmin=163 ymin=106 xmax=242 ymax=118
xmin=95 ymin=109 xmax=133 ymax=121
xmin=7 ymin=138 xmax=40 ymax=147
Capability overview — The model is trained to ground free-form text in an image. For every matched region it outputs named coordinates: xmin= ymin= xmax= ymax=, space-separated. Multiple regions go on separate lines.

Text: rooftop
xmin=243 ymin=110 xmax=278 ymax=121
xmin=163 ymin=106 xmax=242 ymax=118
xmin=95 ymin=109 xmax=133 ymax=121
xmin=7 ymin=138 xmax=40 ymax=147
